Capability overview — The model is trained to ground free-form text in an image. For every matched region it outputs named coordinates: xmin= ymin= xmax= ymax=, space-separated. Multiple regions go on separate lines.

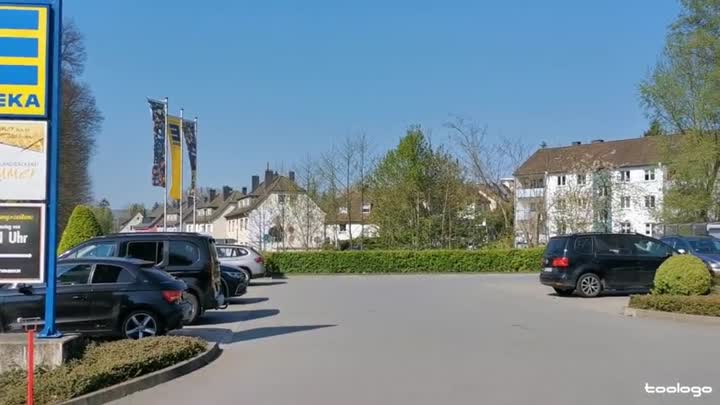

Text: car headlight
xmin=224 ymin=271 xmax=245 ymax=279
xmin=709 ymin=262 xmax=720 ymax=270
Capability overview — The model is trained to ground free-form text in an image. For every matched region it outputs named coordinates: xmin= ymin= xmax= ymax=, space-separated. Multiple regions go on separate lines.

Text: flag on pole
xmin=183 ymin=118 xmax=197 ymax=196
xmin=167 ymin=115 xmax=183 ymax=200
xmin=148 ymin=99 xmax=166 ymax=187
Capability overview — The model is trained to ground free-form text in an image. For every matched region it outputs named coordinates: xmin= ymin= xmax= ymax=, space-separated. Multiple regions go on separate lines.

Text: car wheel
xmin=553 ymin=287 xmax=574 ymax=296
xmin=239 ymin=268 xmax=252 ymax=283
xmin=576 ymin=273 xmax=602 ymax=298
xmin=123 ymin=311 xmax=159 ymax=340
xmin=183 ymin=292 xmax=202 ymax=324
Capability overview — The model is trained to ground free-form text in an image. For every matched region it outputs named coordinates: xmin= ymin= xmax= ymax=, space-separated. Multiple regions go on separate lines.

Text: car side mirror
xmin=677 ymin=249 xmax=686 ymax=254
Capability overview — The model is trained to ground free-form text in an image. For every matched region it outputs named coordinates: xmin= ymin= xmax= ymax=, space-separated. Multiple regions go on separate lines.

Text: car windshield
xmin=688 ymin=239 xmax=720 ymax=254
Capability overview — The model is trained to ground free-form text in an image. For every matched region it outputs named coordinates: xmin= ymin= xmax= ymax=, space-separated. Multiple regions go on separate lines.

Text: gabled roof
xmin=183 ymin=191 xmax=244 ymax=224
xmin=225 ymin=175 xmax=305 ymax=219
xmin=325 ymin=190 xmax=372 ymax=225
xmin=514 ymin=137 xmax=663 ymax=177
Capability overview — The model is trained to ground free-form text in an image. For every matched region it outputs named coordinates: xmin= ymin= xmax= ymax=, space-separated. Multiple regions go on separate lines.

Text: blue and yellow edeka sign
xmin=0 ymin=5 xmax=48 ymax=117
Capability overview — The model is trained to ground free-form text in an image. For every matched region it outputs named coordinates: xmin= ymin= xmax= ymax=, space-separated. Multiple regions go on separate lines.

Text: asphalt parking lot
xmin=114 ymin=274 xmax=718 ymax=405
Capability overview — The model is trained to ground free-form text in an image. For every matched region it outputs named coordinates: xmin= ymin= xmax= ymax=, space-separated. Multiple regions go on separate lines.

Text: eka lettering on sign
xmin=0 ymin=5 xmax=49 ymax=117
xmin=0 ymin=203 xmax=45 ymax=283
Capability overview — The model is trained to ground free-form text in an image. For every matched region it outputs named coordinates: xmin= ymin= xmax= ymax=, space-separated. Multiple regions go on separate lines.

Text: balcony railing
xmin=516 ymin=188 xmax=544 ymax=198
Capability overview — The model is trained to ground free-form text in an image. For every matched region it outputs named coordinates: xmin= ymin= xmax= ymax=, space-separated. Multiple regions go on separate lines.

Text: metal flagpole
xmin=163 ymin=97 xmax=168 ymax=231
xmin=193 ymin=116 xmax=198 ymax=231
xmin=179 ymin=108 xmax=184 ymax=232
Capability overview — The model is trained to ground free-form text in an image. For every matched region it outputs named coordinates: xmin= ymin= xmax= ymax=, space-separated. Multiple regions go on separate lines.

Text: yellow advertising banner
xmin=0 ymin=5 xmax=49 ymax=117
xmin=167 ymin=115 xmax=182 ymax=200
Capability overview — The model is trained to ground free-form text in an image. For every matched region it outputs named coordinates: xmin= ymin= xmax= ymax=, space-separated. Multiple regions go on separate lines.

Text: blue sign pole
xmin=31 ymin=0 xmax=61 ymax=338
xmin=0 ymin=0 xmax=61 ymax=337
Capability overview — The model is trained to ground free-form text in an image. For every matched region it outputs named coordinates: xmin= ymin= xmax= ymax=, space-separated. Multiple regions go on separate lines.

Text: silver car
xmin=216 ymin=244 xmax=266 ymax=280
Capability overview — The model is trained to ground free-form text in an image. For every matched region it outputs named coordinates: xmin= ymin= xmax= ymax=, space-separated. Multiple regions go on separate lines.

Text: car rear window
xmin=545 ymin=238 xmax=568 ymax=257
xmin=142 ymin=267 xmax=180 ymax=284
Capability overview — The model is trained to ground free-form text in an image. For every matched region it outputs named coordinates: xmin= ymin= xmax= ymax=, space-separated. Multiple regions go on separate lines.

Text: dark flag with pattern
xmin=183 ymin=119 xmax=197 ymax=196
xmin=148 ymin=99 xmax=166 ymax=187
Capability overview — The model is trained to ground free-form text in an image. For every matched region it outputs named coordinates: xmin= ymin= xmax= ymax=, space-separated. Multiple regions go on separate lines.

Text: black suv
xmin=539 ymin=233 xmax=674 ymax=297
xmin=59 ymin=233 xmax=222 ymax=323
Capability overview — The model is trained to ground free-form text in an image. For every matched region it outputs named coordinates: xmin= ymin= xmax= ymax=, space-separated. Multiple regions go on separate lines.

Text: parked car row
xmin=539 ymin=232 xmax=719 ymax=297
xmin=0 ymin=233 xmax=265 ymax=339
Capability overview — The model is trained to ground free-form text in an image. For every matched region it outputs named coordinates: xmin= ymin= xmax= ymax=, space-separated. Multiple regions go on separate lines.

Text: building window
xmin=577 ymin=174 xmax=586 ymax=185
xmin=644 ymin=169 xmax=655 ymax=181
xmin=620 ymin=196 xmax=631 ymax=209
xmin=620 ymin=170 xmax=630 ymax=182
xmin=598 ymin=187 xmax=609 ymax=197
xmin=339 ymin=206 xmax=348 ymax=215
xmin=528 ymin=178 xmax=544 ymax=188
xmin=645 ymin=223 xmax=654 ymax=236
xmin=644 ymin=195 xmax=656 ymax=208
xmin=620 ymin=222 xmax=632 ymax=234
xmin=339 ymin=224 xmax=347 ymax=232
xmin=529 ymin=202 xmax=538 ymax=213
xmin=278 ymin=195 xmax=286 ymax=205
xmin=362 ymin=203 xmax=372 ymax=214
xmin=557 ymin=175 xmax=566 ymax=186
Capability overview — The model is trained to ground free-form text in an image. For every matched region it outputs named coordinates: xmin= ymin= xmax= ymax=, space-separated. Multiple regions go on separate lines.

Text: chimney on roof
xmin=208 ymin=188 xmax=217 ymax=202
xmin=222 ymin=186 xmax=233 ymax=200
xmin=241 ymin=186 xmax=247 ymax=195
xmin=591 ymin=139 xmax=604 ymax=144
xmin=251 ymin=176 xmax=259 ymax=192
xmin=571 ymin=141 xmax=581 ymax=146
xmin=265 ymin=169 xmax=274 ymax=187
xmin=289 ymin=171 xmax=295 ymax=182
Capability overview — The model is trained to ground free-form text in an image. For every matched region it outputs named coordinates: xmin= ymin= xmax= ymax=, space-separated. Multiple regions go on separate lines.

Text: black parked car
xmin=0 ymin=258 xmax=188 ymax=339
xmin=220 ymin=265 xmax=248 ymax=298
xmin=539 ymin=233 xmax=674 ymax=297
xmin=58 ymin=232 xmax=223 ymax=324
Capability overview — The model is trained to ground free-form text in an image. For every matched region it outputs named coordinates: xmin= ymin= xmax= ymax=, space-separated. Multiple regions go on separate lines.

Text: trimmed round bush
xmin=653 ymin=255 xmax=712 ymax=296
xmin=57 ymin=205 xmax=103 ymax=255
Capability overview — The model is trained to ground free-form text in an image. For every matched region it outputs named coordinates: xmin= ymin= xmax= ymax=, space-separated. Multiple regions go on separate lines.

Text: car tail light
xmin=162 ymin=290 xmax=183 ymax=304
xmin=552 ymin=257 xmax=570 ymax=268
xmin=255 ymin=256 xmax=264 ymax=264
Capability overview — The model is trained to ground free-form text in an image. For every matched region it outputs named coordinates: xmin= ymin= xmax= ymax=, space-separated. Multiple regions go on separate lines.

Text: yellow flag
xmin=167 ymin=116 xmax=182 ymax=200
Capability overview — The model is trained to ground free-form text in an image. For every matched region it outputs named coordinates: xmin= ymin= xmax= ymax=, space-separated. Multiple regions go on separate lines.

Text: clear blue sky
xmin=66 ymin=0 xmax=680 ymax=208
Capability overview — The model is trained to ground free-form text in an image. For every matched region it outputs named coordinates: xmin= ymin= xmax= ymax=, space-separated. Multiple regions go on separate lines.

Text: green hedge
xmin=266 ymin=248 xmax=544 ymax=274
xmin=0 ymin=336 xmax=207 ymax=405
xmin=629 ymin=294 xmax=720 ymax=317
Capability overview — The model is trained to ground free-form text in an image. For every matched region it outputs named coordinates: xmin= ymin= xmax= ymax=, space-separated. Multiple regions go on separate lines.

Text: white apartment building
xmin=225 ymin=170 xmax=326 ymax=251
xmin=513 ymin=137 xmax=665 ymax=247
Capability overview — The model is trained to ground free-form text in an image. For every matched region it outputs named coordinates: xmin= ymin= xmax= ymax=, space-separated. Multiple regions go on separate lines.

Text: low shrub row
xmin=628 ymin=294 xmax=720 ymax=317
xmin=266 ymin=248 xmax=544 ymax=274
xmin=0 ymin=336 xmax=207 ymax=405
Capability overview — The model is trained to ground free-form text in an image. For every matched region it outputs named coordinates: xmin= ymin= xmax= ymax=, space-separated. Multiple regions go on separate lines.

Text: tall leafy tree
xmin=92 ymin=198 xmax=114 ymax=234
xmin=370 ymin=127 xmax=467 ymax=248
xmin=58 ymin=21 xmax=103 ymax=231
xmin=643 ymin=119 xmax=665 ymax=137
xmin=639 ymin=0 xmax=720 ymax=222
